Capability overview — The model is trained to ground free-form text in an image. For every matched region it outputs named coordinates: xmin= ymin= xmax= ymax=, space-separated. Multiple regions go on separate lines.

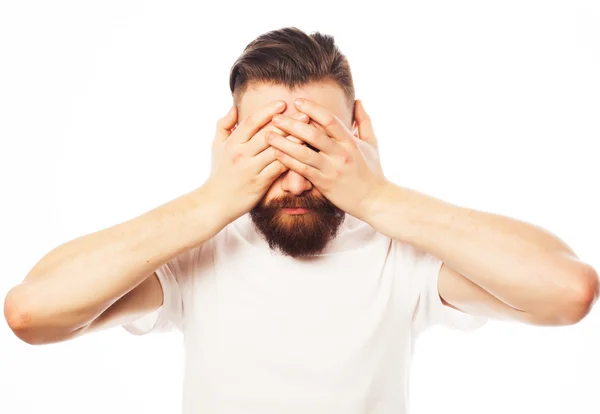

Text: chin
xmin=250 ymin=204 xmax=346 ymax=258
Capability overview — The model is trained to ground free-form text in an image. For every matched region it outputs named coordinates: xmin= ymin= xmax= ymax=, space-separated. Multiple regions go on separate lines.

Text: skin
xmin=261 ymin=81 xmax=600 ymax=326
xmin=4 ymin=79 xmax=598 ymax=347
xmin=237 ymin=82 xmax=359 ymax=257
xmin=236 ymin=81 xmax=358 ymax=206
xmin=4 ymin=97 xmax=293 ymax=344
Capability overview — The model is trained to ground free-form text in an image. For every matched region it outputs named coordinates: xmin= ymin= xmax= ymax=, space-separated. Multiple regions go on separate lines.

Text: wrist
xmin=361 ymin=181 xmax=420 ymax=244
xmin=188 ymin=182 xmax=233 ymax=234
xmin=362 ymin=183 xmax=460 ymax=249
xmin=361 ymin=179 xmax=396 ymax=226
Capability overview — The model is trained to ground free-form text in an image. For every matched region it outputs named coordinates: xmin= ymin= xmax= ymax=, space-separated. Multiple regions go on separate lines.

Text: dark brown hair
xmin=229 ymin=27 xmax=355 ymax=113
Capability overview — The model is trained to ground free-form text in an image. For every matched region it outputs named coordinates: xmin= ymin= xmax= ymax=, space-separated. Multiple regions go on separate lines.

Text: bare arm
xmin=3 ymin=99 xmax=300 ymax=346
xmin=3 ymin=185 xmax=226 ymax=345
xmin=365 ymin=182 xmax=599 ymax=326
xmin=262 ymin=97 xmax=599 ymax=326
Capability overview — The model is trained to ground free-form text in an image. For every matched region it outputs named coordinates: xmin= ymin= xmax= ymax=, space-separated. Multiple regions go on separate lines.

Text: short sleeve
xmin=122 ymin=246 xmax=201 ymax=336
xmin=394 ymin=241 xmax=487 ymax=335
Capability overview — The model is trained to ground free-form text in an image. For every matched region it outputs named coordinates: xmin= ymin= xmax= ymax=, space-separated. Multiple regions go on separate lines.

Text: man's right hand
xmin=4 ymin=102 xmax=317 ymax=345
xmin=205 ymin=100 xmax=309 ymax=223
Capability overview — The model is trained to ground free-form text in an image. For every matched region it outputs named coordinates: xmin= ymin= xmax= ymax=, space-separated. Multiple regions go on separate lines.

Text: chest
xmin=183 ymin=242 xmax=417 ymax=390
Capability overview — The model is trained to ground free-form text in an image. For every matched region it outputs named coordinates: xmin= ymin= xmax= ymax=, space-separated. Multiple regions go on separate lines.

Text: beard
xmin=249 ymin=192 xmax=346 ymax=258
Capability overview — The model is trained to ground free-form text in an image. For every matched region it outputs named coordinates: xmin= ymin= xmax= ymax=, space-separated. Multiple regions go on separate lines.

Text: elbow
xmin=553 ymin=264 xmax=599 ymax=326
xmin=4 ymin=286 xmax=93 ymax=345
xmin=4 ymin=289 xmax=39 ymax=345
xmin=3 ymin=287 xmax=72 ymax=346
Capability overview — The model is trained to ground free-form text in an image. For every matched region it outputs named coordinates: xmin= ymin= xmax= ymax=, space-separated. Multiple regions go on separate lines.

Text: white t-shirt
xmin=123 ymin=212 xmax=486 ymax=414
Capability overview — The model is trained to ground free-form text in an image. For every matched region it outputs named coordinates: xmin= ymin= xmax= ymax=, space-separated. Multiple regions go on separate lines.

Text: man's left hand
xmin=266 ymin=98 xmax=388 ymax=220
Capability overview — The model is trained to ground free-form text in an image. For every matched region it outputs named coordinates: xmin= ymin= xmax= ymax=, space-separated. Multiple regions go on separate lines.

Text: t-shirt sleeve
xmin=122 ymin=246 xmax=201 ymax=336
xmin=394 ymin=241 xmax=487 ymax=335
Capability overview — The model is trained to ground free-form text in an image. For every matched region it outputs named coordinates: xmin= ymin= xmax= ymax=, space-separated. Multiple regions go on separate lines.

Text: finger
xmin=306 ymin=121 xmax=329 ymax=152
xmin=309 ymin=120 xmax=326 ymax=133
xmin=270 ymin=112 xmax=309 ymax=137
xmin=354 ymin=99 xmax=378 ymax=147
xmin=272 ymin=114 xmax=337 ymax=154
xmin=276 ymin=113 xmax=308 ymax=146
xmin=215 ymin=105 xmax=237 ymax=142
xmin=247 ymin=112 xmax=309 ymax=157
xmin=258 ymin=159 xmax=288 ymax=182
xmin=266 ymin=132 xmax=325 ymax=171
xmin=232 ymin=100 xmax=286 ymax=144
xmin=274 ymin=148 xmax=324 ymax=184
xmin=293 ymin=98 xmax=350 ymax=143
xmin=252 ymin=146 xmax=282 ymax=175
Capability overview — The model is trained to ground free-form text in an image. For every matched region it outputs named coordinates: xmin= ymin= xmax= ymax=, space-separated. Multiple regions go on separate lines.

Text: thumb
xmin=354 ymin=100 xmax=377 ymax=147
xmin=215 ymin=105 xmax=237 ymax=141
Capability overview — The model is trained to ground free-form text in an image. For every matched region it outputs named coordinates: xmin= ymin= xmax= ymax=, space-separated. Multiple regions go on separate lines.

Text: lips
xmin=281 ymin=207 xmax=309 ymax=214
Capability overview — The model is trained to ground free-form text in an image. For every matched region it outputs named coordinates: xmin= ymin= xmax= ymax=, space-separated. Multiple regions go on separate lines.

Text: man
xmin=4 ymin=27 xmax=598 ymax=414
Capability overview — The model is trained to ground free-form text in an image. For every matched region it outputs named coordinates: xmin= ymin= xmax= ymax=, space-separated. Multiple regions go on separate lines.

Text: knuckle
xmin=228 ymin=149 xmax=244 ymax=164
xmin=248 ymin=175 xmax=260 ymax=188
xmin=339 ymin=150 xmax=351 ymax=164
xmin=277 ymin=160 xmax=288 ymax=174
xmin=287 ymin=135 xmax=302 ymax=144
xmin=298 ymin=114 xmax=310 ymax=123
xmin=269 ymin=126 xmax=285 ymax=136
xmin=309 ymin=128 xmax=320 ymax=142
xmin=324 ymin=114 xmax=337 ymax=127
xmin=305 ymin=147 xmax=315 ymax=162
xmin=310 ymin=121 xmax=325 ymax=133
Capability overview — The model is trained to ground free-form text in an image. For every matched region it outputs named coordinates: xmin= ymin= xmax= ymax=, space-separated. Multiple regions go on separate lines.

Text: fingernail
xmin=294 ymin=98 xmax=304 ymax=107
xmin=273 ymin=115 xmax=282 ymax=124
xmin=298 ymin=113 xmax=309 ymax=122
xmin=275 ymin=101 xmax=285 ymax=109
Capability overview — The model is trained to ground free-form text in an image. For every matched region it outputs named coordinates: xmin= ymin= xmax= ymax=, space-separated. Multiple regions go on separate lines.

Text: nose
xmin=280 ymin=168 xmax=313 ymax=195
xmin=278 ymin=136 xmax=313 ymax=196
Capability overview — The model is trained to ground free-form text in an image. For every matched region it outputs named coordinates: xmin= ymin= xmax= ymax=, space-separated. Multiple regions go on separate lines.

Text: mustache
xmin=267 ymin=194 xmax=331 ymax=209
xmin=252 ymin=194 xmax=342 ymax=218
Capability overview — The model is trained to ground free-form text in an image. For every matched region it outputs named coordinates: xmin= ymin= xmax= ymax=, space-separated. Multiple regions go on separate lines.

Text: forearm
xmin=365 ymin=182 xmax=598 ymax=318
xmin=5 ymin=184 xmax=227 ymax=333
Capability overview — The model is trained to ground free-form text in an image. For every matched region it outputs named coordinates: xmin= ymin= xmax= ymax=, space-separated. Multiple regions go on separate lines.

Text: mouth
xmin=281 ymin=208 xmax=310 ymax=215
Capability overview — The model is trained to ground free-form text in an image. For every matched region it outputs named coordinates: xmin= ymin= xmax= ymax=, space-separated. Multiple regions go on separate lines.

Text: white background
xmin=1 ymin=1 xmax=599 ymax=413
